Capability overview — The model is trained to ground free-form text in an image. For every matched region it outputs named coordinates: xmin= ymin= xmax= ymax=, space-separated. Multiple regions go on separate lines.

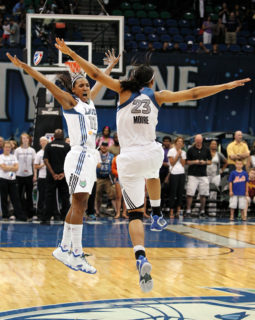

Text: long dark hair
xmin=120 ymin=53 xmax=154 ymax=93
xmin=55 ymin=72 xmax=72 ymax=94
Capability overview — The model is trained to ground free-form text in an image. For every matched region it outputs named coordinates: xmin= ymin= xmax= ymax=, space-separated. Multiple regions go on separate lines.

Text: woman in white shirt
xmin=14 ymin=133 xmax=36 ymax=219
xmin=0 ymin=141 xmax=26 ymax=220
xmin=167 ymin=137 xmax=186 ymax=218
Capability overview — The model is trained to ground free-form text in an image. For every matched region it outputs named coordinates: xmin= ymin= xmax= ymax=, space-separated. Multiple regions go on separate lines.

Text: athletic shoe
xmin=52 ymin=245 xmax=70 ymax=266
xmin=32 ymin=215 xmax=38 ymax=221
xmin=150 ymin=214 xmax=167 ymax=232
xmin=136 ymin=255 xmax=153 ymax=293
xmin=9 ymin=215 xmax=16 ymax=221
xmin=68 ymin=252 xmax=97 ymax=274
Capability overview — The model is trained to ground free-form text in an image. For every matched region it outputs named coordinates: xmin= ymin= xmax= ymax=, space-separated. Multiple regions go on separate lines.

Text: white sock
xmin=60 ymin=222 xmax=72 ymax=250
xmin=71 ymin=224 xmax=83 ymax=256
xmin=150 ymin=199 xmax=161 ymax=207
xmin=133 ymin=245 xmax=145 ymax=253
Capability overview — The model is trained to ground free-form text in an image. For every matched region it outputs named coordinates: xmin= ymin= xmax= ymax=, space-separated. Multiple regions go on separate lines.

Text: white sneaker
xmin=32 ymin=215 xmax=39 ymax=221
xmin=68 ymin=252 xmax=97 ymax=274
xmin=9 ymin=215 xmax=16 ymax=221
xmin=52 ymin=245 xmax=70 ymax=266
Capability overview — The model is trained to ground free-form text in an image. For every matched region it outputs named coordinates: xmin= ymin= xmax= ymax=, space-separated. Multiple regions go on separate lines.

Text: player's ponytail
xmin=55 ymin=72 xmax=72 ymax=94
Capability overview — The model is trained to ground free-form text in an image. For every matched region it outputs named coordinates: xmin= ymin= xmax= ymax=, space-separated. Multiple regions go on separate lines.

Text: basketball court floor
xmin=1 ymin=216 xmax=255 ymax=319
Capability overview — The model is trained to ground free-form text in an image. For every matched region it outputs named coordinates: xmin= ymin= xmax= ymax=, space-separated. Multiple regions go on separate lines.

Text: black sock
xmin=135 ymin=250 xmax=146 ymax=260
xmin=152 ymin=206 xmax=161 ymax=216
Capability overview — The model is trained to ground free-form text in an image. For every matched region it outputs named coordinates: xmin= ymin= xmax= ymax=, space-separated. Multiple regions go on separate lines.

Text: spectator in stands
xmin=246 ymin=141 xmax=255 ymax=170
xmin=159 ymin=136 xmax=171 ymax=213
xmin=167 ymin=137 xmax=186 ymax=219
xmin=0 ymin=140 xmax=26 ymax=221
xmin=42 ymin=129 xmax=70 ymax=223
xmin=96 ymin=125 xmax=114 ymax=147
xmin=186 ymin=134 xmax=212 ymax=217
xmin=26 ymin=4 xmax=35 ymax=13
xmin=219 ymin=2 xmax=229 ymax=25
xmin=15 ymin=133 xmax=36 ymax=220
xmin=202 ymin=15 xmax=214 ymax=45
xmin=161 ymin=42 xmax=171 ymax=53
xmin=2 ymin=19 xmax=10 ymax=46
xmin=108 ymin=132 xmax=120 ymax=156
xmin=207 ymin=140 xmax=228 ymax=216
xmin=9 ymin=17 xmax=20 ymax=47
xmin=12 ymin=0 xmax=25 ymax=16
xmin=227 ymin=131 xmax=250 ymax=174
xmin=10 ymin=139 xmax=18 ymax=154
xmin=95 ymin=142 xmax=116 ymax=216
xmin=212 ymin=18 xmax=225 ymax=53
xmin=0 ymin=136 xmax=4 ymax=154
xmin=244 ymin=168 xmax=255 ymax=219
xmin=147 ymin=42 xmax=155 ymax=53
xmin=34 ymin=136 xmax=48 ymax=220
xmin=194 ymin=0 xmax=205 ymax=27
xmin=172 ymin=43 xmax=181 ymax=53
xmin=229 ymin=159 xmax=248 ymax=221
xmin=225 ymin=12 xmax=241 ymax=46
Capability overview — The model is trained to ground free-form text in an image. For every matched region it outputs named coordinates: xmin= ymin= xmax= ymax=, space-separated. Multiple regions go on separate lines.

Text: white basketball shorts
xmin=64 ymin=146 xmax=98 ymax=195
xmin=116 ymin=141 xmax=164 ymax=210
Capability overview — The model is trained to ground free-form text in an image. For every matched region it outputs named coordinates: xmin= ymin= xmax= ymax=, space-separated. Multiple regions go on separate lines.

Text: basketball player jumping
xmin=6 ymin=50 xmax=120 ymax=274
xmin=54 ymin=38 xmax=251 ymax=292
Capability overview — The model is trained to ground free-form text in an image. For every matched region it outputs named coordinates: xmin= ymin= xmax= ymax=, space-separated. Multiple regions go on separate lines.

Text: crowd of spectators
xmin=1 ymin=128 xmax=255 ymax=222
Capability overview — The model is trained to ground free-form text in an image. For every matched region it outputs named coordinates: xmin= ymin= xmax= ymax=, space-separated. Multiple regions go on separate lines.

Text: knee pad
xmin=128 ymin=211 xmax=144 ymax=222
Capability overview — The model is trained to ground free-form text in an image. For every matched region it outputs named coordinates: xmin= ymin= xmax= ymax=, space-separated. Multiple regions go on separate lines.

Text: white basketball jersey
xmin=117 ymin=87 xmax=160 ymax=149
xmin=63 ymin=98 xmax=98 ymax=149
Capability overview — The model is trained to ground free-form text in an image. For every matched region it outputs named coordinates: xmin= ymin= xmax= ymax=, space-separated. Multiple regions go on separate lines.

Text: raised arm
xmin=55 ymin=38 xmax=122 ymax=93
xmin=6 ymin=53 xmax=77 ymax=110
xmin=155 ymin=79 xmax=251 ymax=105
xmin=90 ymin=49 xmax=121 ymax=101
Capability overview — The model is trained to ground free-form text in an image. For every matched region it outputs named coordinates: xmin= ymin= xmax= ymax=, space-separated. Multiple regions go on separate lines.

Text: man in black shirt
xmin=186 ymin=134 xmax=212 ymax=217
xmin=42 ymin=129 xmax=70 ymax=223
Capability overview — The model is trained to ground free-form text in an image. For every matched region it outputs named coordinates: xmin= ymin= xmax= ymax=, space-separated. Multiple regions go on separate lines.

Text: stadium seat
xmin=140 ymin=18 xmax=153 ymax=26
xmin=136 ymin=10 xmax=147 ymax=18
xmin=210 ymin=13 xmax=218 ymax=22
xmin=112 ymin=9 xmax=123 ymax=16
xmin=121 ymin=2 xmax=131 ymax=10
xmin=127 ymin=17 xmax=139 ymax=26
xmin=148 ymin=11 xmax=159 ymax=19
xmin=153 ymin=41 xmax=162 ymax=50
xmin=238 ymin=30 xmax=250 ymax=38
xmin=184 ymin=12 xmax=195 ymax=20
xmin=124 ymin=33 xmax=133 ymax=41
xmin=165 ymin=19 xmax=177 ymax=27
xmin=160 ymin=11 xmax=171 ymax=19
xmin=144 ymin=3 xmax=156 ymax=11
xmin=179 ymin=42 xmax=187 ymax=52
xmin=242 ymin=45 xmax=254 ymax=53
xmin=248 ymin=37 xmax=255 ymax=46
xmin=168 ymin=27 xmax=179 ymax=35
xmin=143 ymin=26 xmax=155 ymax=34
xmin=178 ymin=19 xmax=189 ymax=28
xmin=148 ymin=33 xmax=159 ymax=42
xmin=237 ymin=37 xmax=247 ymax=45
xmin=135 ymin=33 xmax=146 ymax=41
xmin=138 ymin=40 xmax=148 ymax=50
xmin=205 ymin=44 xmax=212 ymax=51
xmin=131 ymin=25 xmax=142 ymax=34
xmin=172 ymin=34 xmax=184 ymax=43
xmin=185 ymin=35 xmax=196 ymax=42
xmin=229 ymin=44 xmax=241 ymax=53
xmin=124 ymin=25 xmax=130 ymax=33
xmin=160 ymin=34 xmax=171 ymax=42
xmin=218 ymin=43 xmax=228 ymax=52
xmin=180 ymin=28 xmax=192 ymax=36
xmin=153 ymin=18 xmax=164 ymax=27
xmin=124 ymin=10 xmax=135 ymax=18
xmin=157 ymin=27 xmax=167 ymax=34
xmin=132 ymin=2 xmax=144 ymax=10
xmin=126 ymin=40 xmax=137 ymax=51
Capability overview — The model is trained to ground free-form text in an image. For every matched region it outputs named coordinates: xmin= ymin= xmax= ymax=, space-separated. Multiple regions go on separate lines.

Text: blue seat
xmin=248 ymin=37 xmax=255 ymax=46
xmin=242 ymin=45 xmax=254 ymax=53
xmin=153 ymin=18 xmax=164 ymax=27
xmin=165 ymin=19 xmax=177 ymax=27
xmin=131 ymin=25 xmax=142 ymax=34
xmin=148 ymin=33 xmax=159 ymax=42
xmin=124 ymin=25 xmax=130 ymax=33
xmin=138 ymin=41 xmax=148 ymax=50
xmin=205 ymin=44 xmax=212 ymax=51
xmin=178 ymin=19 xmax=189 ymax=28
xmin=125 ymin=40 xmax=137 ymax=51
xmin=135 ymin=33 xmax=146 ymax=41
xmin=124 ymin=33 xmax=133 ymax=41
xmin=229 ymin=44 xmax=241 ymax=53
xmin=193 ymin=28 xmax=200 ymax=36
xmin=144 ymin=26 xmax=155 ymax=34
xmin=218 ymin=43 xmax=228 ymax=52
xmin=127 ymin=17 xmax=139 ymax=26
xmin=196 ymin=35 xmax=203 ymax=42
xmin=160 ymin=34 xmax=171 ymax=42
xmin=168 ymin=27 xmax=179 ymax=35
xmin=238 ymin=30 xmax=250 ymax=38
xmin=237 ymin=37 xmax=247 ymax=45
xmin=157 ymin=26 xmax=166 ymax=34
xmin=140 ymin=18 xmax=153 ymax=26
xmin=172 ymin=34 xmax=184 ymax=43
xmin=180 ymin=27 xmax=192 ymax=35
xmin=185 ymin=35 xmax=196 ymax=42
xmin=153 ymin=41 xmax=162 ymax=50
xmin=179 ymin=42 xmax=187 ymax=52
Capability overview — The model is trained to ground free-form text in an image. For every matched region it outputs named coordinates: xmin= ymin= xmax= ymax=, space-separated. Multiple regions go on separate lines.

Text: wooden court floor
xmin=1 ymin=218 xmax=255 ymax=319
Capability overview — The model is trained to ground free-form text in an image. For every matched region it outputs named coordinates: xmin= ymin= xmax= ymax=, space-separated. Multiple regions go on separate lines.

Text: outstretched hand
xmin=226 ymin=78 xmax=251 ymax=90
xmin=6 ymin=53 xmax=23 ymax=68
xmin=55 ymin=37 xmax=72 ymax=56
xmin=103 ymin=49 xmax=121 ymax=67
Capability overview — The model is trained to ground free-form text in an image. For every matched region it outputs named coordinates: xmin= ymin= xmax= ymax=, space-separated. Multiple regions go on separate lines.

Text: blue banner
xmin=0 ymin=53 xmax=254 ymax=140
